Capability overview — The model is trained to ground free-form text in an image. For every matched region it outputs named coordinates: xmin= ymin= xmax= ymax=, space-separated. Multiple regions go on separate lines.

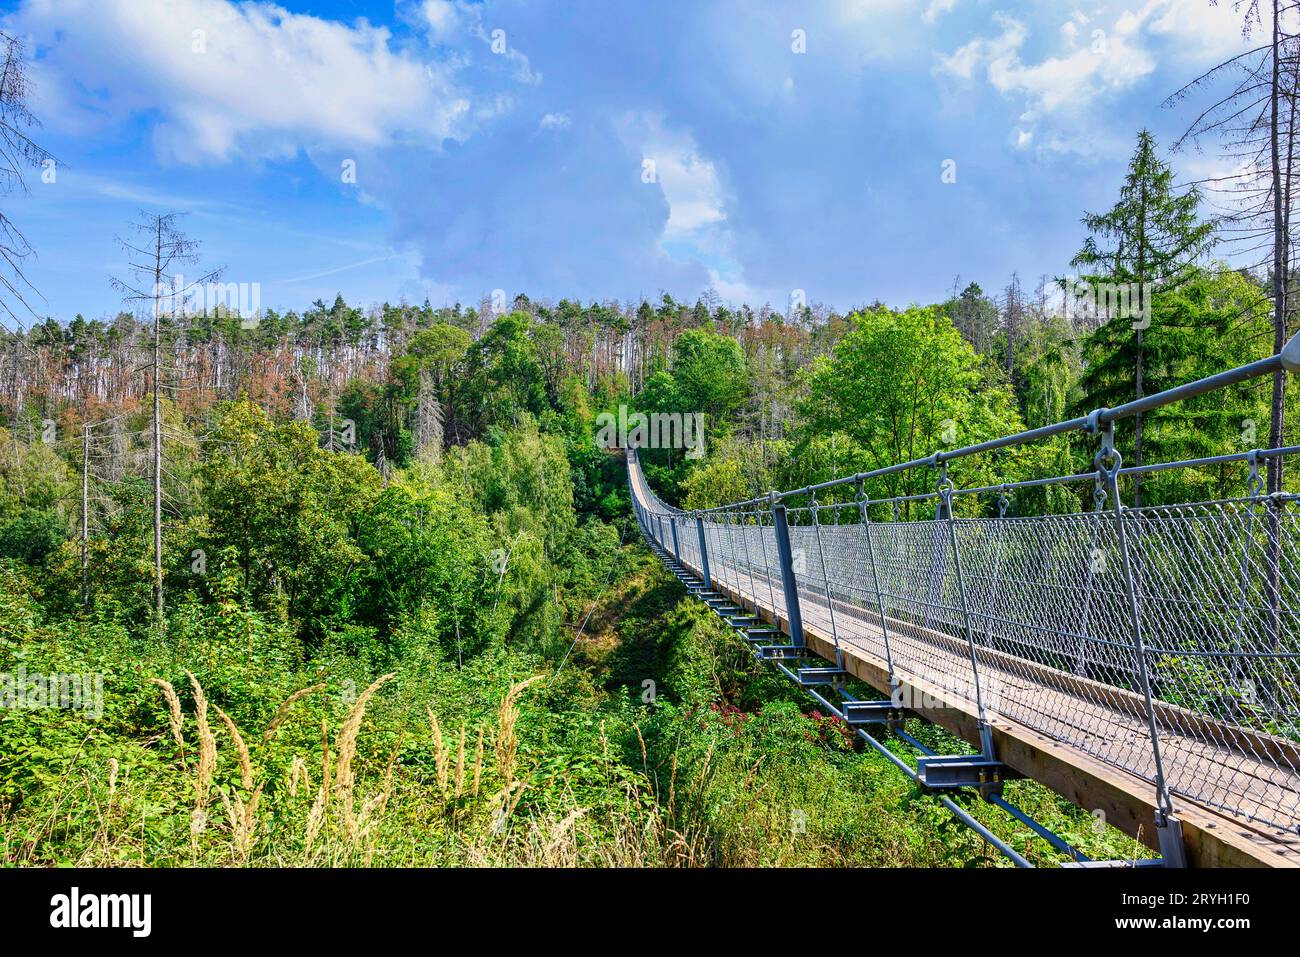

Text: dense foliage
xmin=1 ymin=130 xmax=1288 ymax=868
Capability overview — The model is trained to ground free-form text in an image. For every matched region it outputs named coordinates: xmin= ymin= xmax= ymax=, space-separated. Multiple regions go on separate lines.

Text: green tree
xmin=1083 ymin=267 xmax=1273 ymax=504
xmin=392 ymin=323 xmax=472 ymax=445
xmin=679 ymin=455 xmax=749 ymax=509
xmin=1072 ymin=130 xmax=1217 ymax=501
xmin=461 ymin=313 xmax=548 ymax=435
xmin=199 ymin=400 xmax=382 ymax=637
xmin=800 ymin=305 xmax=1027 ymax=513
xmin=670 ymin=328 xmax=747 ymax=425
xmin=357 ymin=477 xmax=498 ymax=658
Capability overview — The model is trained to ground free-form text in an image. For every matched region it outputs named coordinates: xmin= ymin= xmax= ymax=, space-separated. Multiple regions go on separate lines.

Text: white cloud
xmin=938 ymin=11 xmax=1154 ymax=118
xmin=410 ymin=0 xmax=540 ymax=86
xmin=936 ymin=13 xmax=1028 ymax=81
xmin=995 ymin=39 xmax=1154 ymax=114
xmin=617 ymin=112 xmax=749 ymax=296
xmin=923 ymin=0 xmax=959 ymax=25
xmin=939 ymin=1 xmax=1263 ymax=131
xmin=1143 ymin=0 xmax=1263 ymax=61
xmin=417 ymin=0 xmax=461 ymax=38
xmin=642 ymin=131 xmax=727 ymax=239
xmin=9 ymin=0 xmax=474 ymax=163
xmin=538 ymin=112 xmax=571 ymax=132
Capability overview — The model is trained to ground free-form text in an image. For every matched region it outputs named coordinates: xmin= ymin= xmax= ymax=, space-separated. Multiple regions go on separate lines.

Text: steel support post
xmin=1097 ymin=424 xmax=1185 ymax=867
xmin=695 ymin=512 xmax=712 ymax=587
xmin=771 ymin=493 xmax=805 ymax=647
xmin=939 ymin=466 xmax=995 ymax=759
xmin=856 ymin=480 xmax=899 ymax=699
xmin=809 ymin=493 xmax=844 ymax=669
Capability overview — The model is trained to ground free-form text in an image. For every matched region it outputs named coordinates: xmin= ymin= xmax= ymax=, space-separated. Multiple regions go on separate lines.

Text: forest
xmin=1 ymin=119 xmax=1293 ymax=866
xmin=3 ymin=6 xmax=1300 ymax=869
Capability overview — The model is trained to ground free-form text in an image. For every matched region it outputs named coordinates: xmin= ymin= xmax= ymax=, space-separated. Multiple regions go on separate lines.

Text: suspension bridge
xmin=629 ymin=334 xmax=1300 ymax=868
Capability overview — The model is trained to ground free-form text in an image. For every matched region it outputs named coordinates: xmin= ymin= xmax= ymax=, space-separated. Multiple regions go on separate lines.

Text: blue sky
xmin=0 ymin=0 xmax=1262 ymax=323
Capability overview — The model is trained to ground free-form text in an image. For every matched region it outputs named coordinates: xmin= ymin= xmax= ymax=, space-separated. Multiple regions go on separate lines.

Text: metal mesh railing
xmin=632 ymin=453 xmax=1300 ymax=833
xmin=626 ymin=334 xmax=1300 ymax=836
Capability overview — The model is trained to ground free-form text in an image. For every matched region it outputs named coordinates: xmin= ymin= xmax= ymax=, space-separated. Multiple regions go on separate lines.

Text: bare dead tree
xmin=111 ymin=212 xmax=221 ymax=630
xmin=1002 ymin=273 xmax=1024 ymax=381
xmin=414 ymin=367 xmax=444 ymax=464
xmin=81 ymin=421 xmax=88 ymax=611
xmin=1167 ymin=1 xmax=1300 ymax=479
xmin=1166 ymin=0 xmax=1300 ymax=648
xmin=0 ymin=31 xmax=56 ymax=329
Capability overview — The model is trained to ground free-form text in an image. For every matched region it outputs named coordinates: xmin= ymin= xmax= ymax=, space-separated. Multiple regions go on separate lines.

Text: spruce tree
xmin=1071 ymin=130 xmax=1217 ymax=504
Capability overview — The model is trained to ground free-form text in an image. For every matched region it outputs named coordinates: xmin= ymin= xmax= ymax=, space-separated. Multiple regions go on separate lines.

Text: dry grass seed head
xmin=214 ymin=706 xmax=254 ymax=791
xmin=263 ymin=682 xmax=327 ymax=740
xmin=333 ymin=673 xmax=396 ymax=840
xmin=288 ymin=755 xmax=309 ymax=798
xmin=495 ymin=675 xmax=542 ymax=789
xmin=427 ymin=706 xmax=449 ymax=798
xmin=454 ymin=722 xmax=466 ymax=801
xmin=186 ymin=671 xmax=216 ymax=809
xmin=149 ymin=677 xmax=186 ymax=764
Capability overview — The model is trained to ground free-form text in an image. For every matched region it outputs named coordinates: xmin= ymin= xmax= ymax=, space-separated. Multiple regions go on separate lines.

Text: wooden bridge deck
xmin=678 ymin=549 xmax=1300 ymax=867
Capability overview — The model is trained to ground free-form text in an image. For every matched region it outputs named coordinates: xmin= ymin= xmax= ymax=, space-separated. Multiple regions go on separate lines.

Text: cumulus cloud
xmin=938 ymin=11 xmax=1157 ymax=116
xmin=377 ymin=112 xmax=719 ymax=305
xmin=994 ymin=34 xmax=1154 ymax=115
xmin=1142 ymin=0 xmax=1264 ymax=62
xmin=937 ymin=1 xmax=1264 ymax=137
xmin=935 ymin=6 xmax=1165 ymax=155
xmin=409 ymin=0 xmax=541 ymax=85
xmin=633 ymin=117 xmax=762 ymax=305
xmin=9 ymin=0 xmax=474 ymax=163
xmin=649 ymin=146 xmax=727 ymax=239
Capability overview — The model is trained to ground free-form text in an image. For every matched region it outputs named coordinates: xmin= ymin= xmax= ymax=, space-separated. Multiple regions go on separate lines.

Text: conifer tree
xmin=1072 ymin=130 xmax=1217 ymax=503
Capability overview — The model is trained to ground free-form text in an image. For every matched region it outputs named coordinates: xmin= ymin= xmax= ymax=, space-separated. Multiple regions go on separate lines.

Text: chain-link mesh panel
xmin=628 ymin=452 xmax=1300 ymax=833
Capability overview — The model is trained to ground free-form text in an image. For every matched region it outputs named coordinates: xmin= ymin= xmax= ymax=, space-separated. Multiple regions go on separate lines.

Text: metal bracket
xmin=1156 ymin=813 xmax=1187 ymax=868
xmin=917 ymin=753 xmax=1021 ymax=799
xmin=1083 ymin=407 xmax=1109 ymax=435
xmin=1246 ymin=449 xmax=1265 ymax=500
xmin=842 ymin=699 xmax=906 ymax=729
xmin=796 ymin=667 xmax=848 ymax=688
